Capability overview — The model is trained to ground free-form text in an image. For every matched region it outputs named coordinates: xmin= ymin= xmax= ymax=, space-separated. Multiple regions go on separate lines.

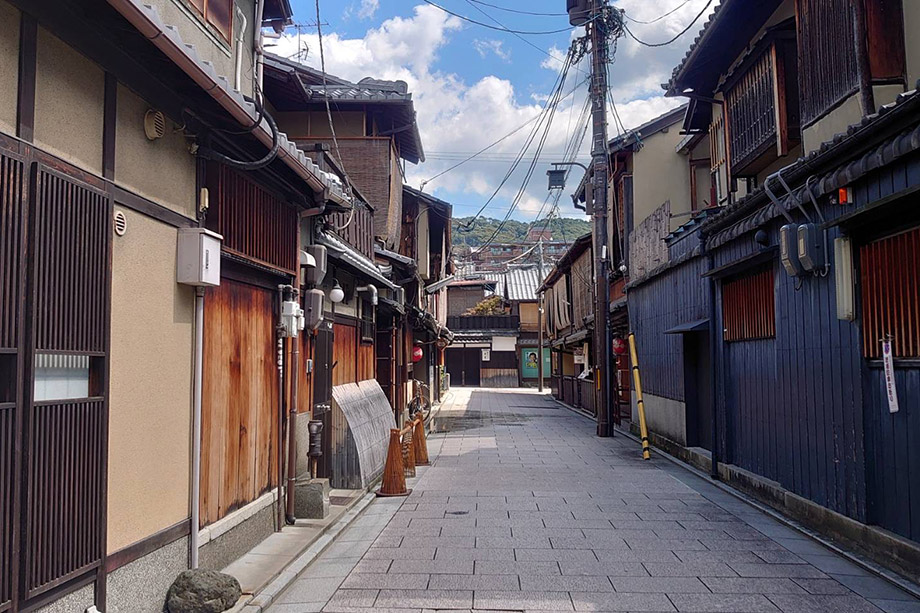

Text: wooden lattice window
xmin=722 ymin=266 xmax=776 ymax=341
xmin=796 ymin=0 xmax=858 ymax=126
xmin=187 ymin=0 xmax=233 ymax=42
xmin=860 ymin=227 xmax=920 ymax=359
xmin=360 ymin=299 xmax=375 ymax=344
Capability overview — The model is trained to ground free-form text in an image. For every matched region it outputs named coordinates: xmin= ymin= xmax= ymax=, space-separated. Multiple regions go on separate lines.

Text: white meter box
xmin=177 ymin=228 xmax=222 ymax=287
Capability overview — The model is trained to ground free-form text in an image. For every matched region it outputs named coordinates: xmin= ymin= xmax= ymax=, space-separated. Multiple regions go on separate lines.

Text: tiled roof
xmin=504 ymin=266 xmax=544 ymax=302
xmin=263 ymin=54 xmax=425 ymax=164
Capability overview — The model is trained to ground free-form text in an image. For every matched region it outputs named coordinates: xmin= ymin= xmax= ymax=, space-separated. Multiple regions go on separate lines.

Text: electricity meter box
xmin=177 ymin=228 xmax=222 ymax=286
xmin=780 ymin=224 xmax=804 ymax=277
xmin=303 ymin=288 xmax=325 ymax=330
xmin=797 ymin=223 xmax=825 ymax=272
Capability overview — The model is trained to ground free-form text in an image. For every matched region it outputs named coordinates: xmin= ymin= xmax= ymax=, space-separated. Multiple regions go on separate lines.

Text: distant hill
xmin=451 ymin=216 xmax=591 ymax=248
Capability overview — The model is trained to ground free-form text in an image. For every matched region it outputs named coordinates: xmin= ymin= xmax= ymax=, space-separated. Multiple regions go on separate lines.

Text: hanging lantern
xmin=612 ymin=337 xmax=628 ymax=355
xmin=412 ymin=346 xmax=424 ymax=363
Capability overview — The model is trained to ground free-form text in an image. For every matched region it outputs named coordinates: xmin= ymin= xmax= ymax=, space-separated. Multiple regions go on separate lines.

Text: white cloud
xmin=357 ymin=0 xmax=379 ymax=19
xmin=268 ymin=1 xmax=712 ymax=221
xmin=473 ymin=39 xmax=511 ymax=62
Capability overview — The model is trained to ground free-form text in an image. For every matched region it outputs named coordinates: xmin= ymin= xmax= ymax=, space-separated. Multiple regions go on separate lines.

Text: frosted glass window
xmin=33 ymin=354 xmax=90 ymax=401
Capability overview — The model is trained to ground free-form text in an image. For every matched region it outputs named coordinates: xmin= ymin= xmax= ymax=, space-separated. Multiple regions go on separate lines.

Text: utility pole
xmin=587 ymin=0 xmax=613 ymax=437
xmin=537 ymin=239 xmax=546 ymax=393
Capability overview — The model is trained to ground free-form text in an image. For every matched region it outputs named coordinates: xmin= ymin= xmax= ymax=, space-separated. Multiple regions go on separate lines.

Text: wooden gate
xmin=0 ymin=141 xmax=111 ymax=612
xmin=200 ymin=279 xmax=279 ymax=527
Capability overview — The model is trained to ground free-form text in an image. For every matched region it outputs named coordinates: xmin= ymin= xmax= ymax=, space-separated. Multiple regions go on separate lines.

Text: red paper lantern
xmin=612 ymin=337 xmax=628 ymax=355
xmin=411 ymin=346 xmax=424 ymax=363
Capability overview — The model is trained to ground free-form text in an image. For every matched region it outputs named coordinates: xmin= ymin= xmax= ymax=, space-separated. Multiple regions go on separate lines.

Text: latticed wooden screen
xmin=860 ymin=227 xmax=920 ymax=359
xmin=722 ymin=266 xmax=776 ymax=342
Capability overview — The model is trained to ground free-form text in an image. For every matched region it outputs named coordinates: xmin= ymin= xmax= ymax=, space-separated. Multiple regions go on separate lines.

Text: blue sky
xmin=274 ymin=0 xmax=712 ymax=221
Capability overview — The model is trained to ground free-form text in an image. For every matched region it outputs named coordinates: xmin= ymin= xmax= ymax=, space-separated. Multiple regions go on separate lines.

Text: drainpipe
xmin=701 ymin=235 xmax=720 ymax=480
xmin=253 ymin=0 xmax=265 ymax=97
xmin=190 ymin=286 xmax=205 ymax=568
xmin=234 ymin=5 xmax=248 ymax=93
xmin=356 ymin=284 xmax=378 ymax=306
xmin=286 ymin=288 xmax=300 ymax=524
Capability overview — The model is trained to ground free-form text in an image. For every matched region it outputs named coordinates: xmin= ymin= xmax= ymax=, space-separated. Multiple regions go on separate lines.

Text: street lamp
xmin=546 ymin=161 xmax=589 ymax=191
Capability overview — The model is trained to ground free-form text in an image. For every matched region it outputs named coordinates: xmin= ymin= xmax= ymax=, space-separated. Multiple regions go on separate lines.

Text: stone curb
xmin=228 ymin=492 xmax=377 ymax=613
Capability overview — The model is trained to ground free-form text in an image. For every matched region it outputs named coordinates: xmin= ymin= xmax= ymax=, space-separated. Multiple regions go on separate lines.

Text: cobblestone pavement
xmin=267 ymin=388 xmax=920 ymax=612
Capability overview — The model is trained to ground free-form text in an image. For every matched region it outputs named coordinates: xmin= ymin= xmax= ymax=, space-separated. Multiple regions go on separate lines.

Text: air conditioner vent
xmin=113 ymin=210 xmax=127 ymax=236
xmin=144 ymin=109 xmax=166 ymax=140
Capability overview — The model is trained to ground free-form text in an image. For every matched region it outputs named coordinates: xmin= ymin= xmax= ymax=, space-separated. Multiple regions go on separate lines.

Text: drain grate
xmin=446 ymin=510 xmax=469 ymax=515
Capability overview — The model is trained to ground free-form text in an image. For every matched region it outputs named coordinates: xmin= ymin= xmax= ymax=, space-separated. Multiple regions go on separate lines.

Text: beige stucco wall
xmin=115 ymin=84 xmax=197 ymax=218
xmin=34 ymin=27 xmax=104 ymax=175
xmin=418 ymin=206 xmax=431 ymax=280
xmin=108 ymin=209 xmax=194 ymax=553
xmin=0 ymin=2 xmax=19 ymax=136
xmin=149 ymin=0 xmax=256 ymax=97
xmin=905 ymin=1 xmax=920 ymax=87
xmin=631 ymin=126 xmax=689 ymax=233
xmin=802 ymin=93 xmax=862 ymax=155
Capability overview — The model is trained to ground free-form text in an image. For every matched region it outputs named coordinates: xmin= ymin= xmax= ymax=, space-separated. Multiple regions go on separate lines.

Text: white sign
xmin=882 ymin=339 xmax=899 ymax=414
xmin=481 ymin=349 xmax=491 ymax=362
xmin=573 ymin=347 xmax=585 ymax=364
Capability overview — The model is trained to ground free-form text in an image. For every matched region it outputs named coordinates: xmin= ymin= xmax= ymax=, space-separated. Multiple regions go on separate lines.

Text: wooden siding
xmin=796 ymin=0 xmax=858 ymax=126
xmin=332 ymin=321 xmax=374 ymax=386
xmin=207 ymin=163 xmax=298 ymax=273
xmin=626 ymin=255 xmax=709 ymax=401
xmin=865 ymin=367 xmax=920 ymax=540
xmin=0 ymin=153 xmax=24 ymax=351
xmin=859 ymin=228 xmax=919 ymax=358
xmin=329 ymin=203 xmax=374 ymax=262
xmin=201 ymin=280 xmax=279 ymax=527
xmin=571 ymin=250 xmax=594 ymax=326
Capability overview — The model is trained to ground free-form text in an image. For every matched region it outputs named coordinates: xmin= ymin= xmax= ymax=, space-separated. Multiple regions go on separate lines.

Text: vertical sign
xmin=882 ymin=339 xmax=899 ymax=414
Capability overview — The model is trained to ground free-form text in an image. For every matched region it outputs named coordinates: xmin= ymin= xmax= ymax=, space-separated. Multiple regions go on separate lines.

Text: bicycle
xmin=408 ymin=379 xmax=431 ymax=422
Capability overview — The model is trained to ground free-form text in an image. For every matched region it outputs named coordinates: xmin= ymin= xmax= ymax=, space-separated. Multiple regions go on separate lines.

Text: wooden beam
xmin=102 ymin=73 xmax=117 ymax=180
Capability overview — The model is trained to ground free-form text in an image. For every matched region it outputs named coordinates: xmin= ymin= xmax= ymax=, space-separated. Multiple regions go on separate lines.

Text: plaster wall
xmin=905 ymin=1 xmax=920 ymax=88
xmin=115 ymin=84 xmax=198 ymax=218
xmin=33 ymin=27 xmax=104 ymax=175
xmin=108 ymin=210 xmax=194 ymax=553
xmin=0 ymin=1 xmax=19 ymax=136
xmin=631 ymin=126 xmax=689 ymax=233
xmin=632 ymin=391 xmax=687 ymax=446
xmin=148 ymin=0 xmax=256 ymax=98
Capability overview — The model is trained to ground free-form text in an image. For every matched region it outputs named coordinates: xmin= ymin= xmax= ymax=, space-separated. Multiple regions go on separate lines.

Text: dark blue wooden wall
xmin=627 ymin=255 xmax=708 ymax=401
xmin=629 ymin=149 xmax=920 ymax=541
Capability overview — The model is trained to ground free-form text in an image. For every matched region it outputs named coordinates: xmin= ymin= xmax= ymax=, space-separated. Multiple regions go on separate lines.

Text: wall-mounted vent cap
xmin=113 ymin=210 xmax=127 ymax=236
xmin=144 ymin=109 xmax=166 ymax=140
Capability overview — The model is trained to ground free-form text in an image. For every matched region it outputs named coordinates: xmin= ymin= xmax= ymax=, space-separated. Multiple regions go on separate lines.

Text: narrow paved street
xmin=268 ymin=389 xmax=919 ymax=613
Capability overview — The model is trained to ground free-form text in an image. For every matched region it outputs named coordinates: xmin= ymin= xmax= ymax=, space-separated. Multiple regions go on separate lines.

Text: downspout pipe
xmin=701 ymin=234 xmax=720 ymax=480
xmin=190 ymin=286 xmax=205 ymax=567
xmin=233 ymin=4 xmax=247 ymax=92
xmin=286 ymin=288 xmax=300 ymax=524
xmin=357 ymin=284 xmax=378 ymax=306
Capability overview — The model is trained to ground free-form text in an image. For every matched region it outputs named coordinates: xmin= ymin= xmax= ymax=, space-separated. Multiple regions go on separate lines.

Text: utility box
xmin=303 ymin=245 xmax=327 ymax=286
xmin=780 ymin=224 xmax=803 ymax=277
xmin=303 ymin=288 xmax=325 ymax=330
xmin=797 ymin=223 xmax=825 ymax=272
xmin=177 ymin=228 xmax=222 ymax=286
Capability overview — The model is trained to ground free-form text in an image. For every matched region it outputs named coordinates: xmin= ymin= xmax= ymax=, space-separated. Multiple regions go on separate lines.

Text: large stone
xmin=166 ymin=569 xmax=241 ymax=613
xmin=295 ymin=477 xmax=330 ymax=519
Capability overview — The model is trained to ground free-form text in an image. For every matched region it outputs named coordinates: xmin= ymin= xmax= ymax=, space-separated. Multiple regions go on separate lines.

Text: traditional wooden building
xmin=0 ymin=0 xmax=357 ymax=611
xmin=539 ymin=234 xmax=597 ymax=414
xmin=628 ymin=0 xmax=920 ymax=582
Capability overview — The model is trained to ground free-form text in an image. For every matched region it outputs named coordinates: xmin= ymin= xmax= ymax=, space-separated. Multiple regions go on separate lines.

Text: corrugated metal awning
xmin=318 ymin=231 xmax=398 ymax=290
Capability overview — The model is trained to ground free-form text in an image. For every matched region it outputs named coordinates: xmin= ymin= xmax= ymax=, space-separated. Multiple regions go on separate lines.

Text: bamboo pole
xmin=628 ymin=333 xmax=651 ymax=460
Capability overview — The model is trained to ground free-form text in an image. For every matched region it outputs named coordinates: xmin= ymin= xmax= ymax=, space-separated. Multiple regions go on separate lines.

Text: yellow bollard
xmin=628 ymin=333 xmax=651 ymax=460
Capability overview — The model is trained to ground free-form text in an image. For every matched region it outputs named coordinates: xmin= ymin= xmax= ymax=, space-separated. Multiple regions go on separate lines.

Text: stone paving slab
xmin=265 ymin=388 xmax=919 ymax=613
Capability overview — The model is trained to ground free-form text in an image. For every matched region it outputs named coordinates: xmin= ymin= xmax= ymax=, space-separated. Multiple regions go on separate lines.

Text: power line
xmin=467 ymin=0 xmax=567 ymax=17
xmin=623 ymin=0 xmax=714 ymax=47
xmin=420 ymin=0 xmax=573 ymax=34
xmin=623 ymin=0 xmax=695 ymax=24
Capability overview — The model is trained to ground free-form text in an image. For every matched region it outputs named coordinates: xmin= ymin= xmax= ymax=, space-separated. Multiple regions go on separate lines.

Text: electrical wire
xmin=467 ymin=0 xmax=567 ymax=17
xmin=457 ymin=43 xmax=574 ymax=232
xmin=623 ymin=0 xmax=695 ymax=24
xmin=623 ymin=0 xmax=714 ymax=47
xmin=315 ymin=0 xmax=355 ymax=230
xmin=420 ymin=0 xmax=574 ymax=34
